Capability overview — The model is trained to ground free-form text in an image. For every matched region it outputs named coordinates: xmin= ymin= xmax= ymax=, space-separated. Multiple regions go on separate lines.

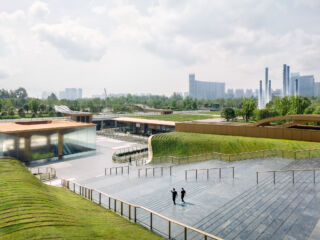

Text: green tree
xmin=14 ymin=87 xmax=28 ymax=99
xmin=39 ymin=103 xmax=46 ymax=113
xmin=256 ymin=109 xmax=279 ymax=120
xmin=23 ymin=104 xmax=29 ymax=113
xmin=29 ymin=99 xmax=40 ymax=114
xmin=221 ymin=107 xmax=236 ymax=122
xmin=47 ymin=93 xmax=58 ymax=101
xmin=0 ymin=99 xmax=2 ymax=112
xmin=242 ymin=98 xmax=257 ymax=122
xmin=8 ymin=107 xmax=15 ymax=116
xmin=273 ymin=96 xmax=291 ymax=116
xmin=18 ymin=108 xmax=25 ymax=117
xmin=290 ymin=96 xmax=311 ymax=114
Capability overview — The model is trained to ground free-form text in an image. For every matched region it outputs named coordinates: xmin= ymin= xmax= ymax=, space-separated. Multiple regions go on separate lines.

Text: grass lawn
xmin=0 ymin=158 xmax=163 ymax=240
xmin=131 ymin=114 xmax=219 ymax=122
xmin=151 ymin=132 xmax=320 ymax=157
xmin=198 ymin=111 xmax=221 ymax=115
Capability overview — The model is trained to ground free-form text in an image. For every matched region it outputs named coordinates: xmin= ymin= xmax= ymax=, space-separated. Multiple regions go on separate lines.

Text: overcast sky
xmin=0 ymin=0 xmax=319 ymax=98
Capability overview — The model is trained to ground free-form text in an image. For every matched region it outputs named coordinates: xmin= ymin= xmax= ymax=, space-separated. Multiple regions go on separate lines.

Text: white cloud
xmin=0 ymin=70 xmax=8 ymax=79
xmin=91 ymin=6 xmax=107 ymax=15
xmin=32 ymin=21 xmax=108 ymax=61
xmin=0 ymin=10 xmax=25 ymax=22
xmin=29 ymin=1 xmax=49 ymax=19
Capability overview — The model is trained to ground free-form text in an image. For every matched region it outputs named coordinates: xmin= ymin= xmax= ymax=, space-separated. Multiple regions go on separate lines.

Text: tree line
xmin=221 ymin=95 xmax=317 ymax=122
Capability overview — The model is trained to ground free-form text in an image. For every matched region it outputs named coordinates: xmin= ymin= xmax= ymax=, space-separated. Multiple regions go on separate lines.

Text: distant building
xmin=245 ymin=89 xmax=253 ymax=98
xmin=272 ymin=89 xmax=282 ymax=98
xmin=226 ymin=89 xmax=234 ymax=98
xmin=59 ymin=88 xmax=83 ymax=100
xmin=235 ymin=89 xmax=245 ymax=98
xmin=42 ymin=91 xmax=51 ymax=99
xmin=92 ymin=94 xmax=105 ymax=99
xmin=291 ymin=75 xmax=315 ymax=97
xmin=314 ymin=82 xmax=320 ymax=97
xmin=188 ymin=74 xmax=225 ymax=100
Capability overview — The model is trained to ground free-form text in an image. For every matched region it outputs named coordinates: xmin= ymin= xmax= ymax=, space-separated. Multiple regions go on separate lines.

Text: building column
xmin=46 ymin=134 xmax=51 ymax=151
xmin=24 ymin=135 xmax=31 ymax=162
xmin=58 ymin=131 xmax=63 ymax=159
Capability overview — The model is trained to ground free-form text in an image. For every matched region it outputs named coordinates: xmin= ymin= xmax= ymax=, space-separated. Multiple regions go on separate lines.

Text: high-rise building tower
xmin=189 ymin=73 xmax=196 ymax=98
xmin=283 ymin=64 xmax=287 ymax=97
xmin=268 ymin=80 xmax=272 ymax=100
xmin=286 ymin=65 xmax=290 ymax=96
xmin=259 ymin=80 xmax=263 ymax=109
xmin=265 ymin=67 xmax=268 ymax=101
xmin=295 ymin=79 xmax=299 ymax=96
xmin=188 ymin=73 xmax=225 ymax=100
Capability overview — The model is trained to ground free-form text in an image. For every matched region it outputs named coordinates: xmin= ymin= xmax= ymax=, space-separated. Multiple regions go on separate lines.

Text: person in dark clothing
xmin=129 ymin=157 xmax=132 ymax=165
xmin=181 ymin=188 xmax=186 ymax=203
xmin=171 ymin=188 xmax=178 ymax=205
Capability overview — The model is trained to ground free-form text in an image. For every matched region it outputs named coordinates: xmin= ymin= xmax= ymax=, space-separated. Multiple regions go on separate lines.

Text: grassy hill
xmin=0 ymin=158 xmax=163 ymax=240
xmin=151 ymin=132 xmax=320 ymax=157
xmin=131 ymin=114 xmax=219 ymax=122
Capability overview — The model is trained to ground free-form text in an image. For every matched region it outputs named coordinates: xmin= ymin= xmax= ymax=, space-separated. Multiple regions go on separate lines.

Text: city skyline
xmin=0 ymin=1 xmax=319 ymax=98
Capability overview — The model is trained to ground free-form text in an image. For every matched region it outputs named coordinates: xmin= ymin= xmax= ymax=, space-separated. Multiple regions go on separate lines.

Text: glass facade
xmin=0 ymin=126 xmax=96 ymax=162
xmin=63 ymin=126 xmax=96 ymax=155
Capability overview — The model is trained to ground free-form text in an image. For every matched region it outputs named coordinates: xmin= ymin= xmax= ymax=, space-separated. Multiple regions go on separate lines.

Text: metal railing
xmin=112 ymin=145 xmax=149 ymax=162
xmin=97 ymin=128 xmax=149 ymax=143
xmin=152 ymin=148 xmax=320 ymax=164
xmin=61 ymin=179 xmax=223 ymax=240
xmin=185 ymin=167 xmax=235 ymax=180
xmin=105 ymin=166 xmax=130 ymax=175
xmin=256 ymin=168 xmax=319 ymax=184
xmin=28 ymin=167 xmax=56 ymax=181
xmin=137 ymin=166 xmax=173 ymax=178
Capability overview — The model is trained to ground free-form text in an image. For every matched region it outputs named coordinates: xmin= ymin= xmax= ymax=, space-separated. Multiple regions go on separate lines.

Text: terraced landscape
xmin=151 ymin=132 xmax=320 ymax=157
xmin=0 ymin=158 xmax=163 ymax=240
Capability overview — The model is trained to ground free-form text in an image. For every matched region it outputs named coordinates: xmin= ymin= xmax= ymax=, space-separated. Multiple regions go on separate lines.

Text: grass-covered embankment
xmin=131 ymin=113 xmax=219 ymax=122
xmin=0 ymin=158 xmax=163 ymax=240
xmin=151 ymin=132 xmax=320 ymax=157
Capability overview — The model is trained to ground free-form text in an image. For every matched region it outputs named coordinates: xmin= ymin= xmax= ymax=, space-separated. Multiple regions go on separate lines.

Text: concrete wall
xmin=175 ymin=122 xmax=320 ymax=142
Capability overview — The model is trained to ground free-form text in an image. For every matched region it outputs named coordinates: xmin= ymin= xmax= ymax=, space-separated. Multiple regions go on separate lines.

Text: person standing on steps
xmin=129 ymin=157 xmax=132 ymax=165
xmin=171 ymin=188 xmax=178 ymax=205
xmin=181 ymin=188 xmax=186 ymax=203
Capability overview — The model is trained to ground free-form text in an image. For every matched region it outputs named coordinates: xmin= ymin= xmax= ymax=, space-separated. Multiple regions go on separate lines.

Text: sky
xmin=0 ymin=0 xmax=319 ymax=98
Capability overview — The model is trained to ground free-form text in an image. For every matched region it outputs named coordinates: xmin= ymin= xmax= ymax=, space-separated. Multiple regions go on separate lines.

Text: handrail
xmin=137 ymin=166 xmax=173 ymax=177
xmin=257 ymin=168 xmax=320 ymax=173
xmin=187 ymin=166 xmax=235 ymax=171
xmin=28 ymin=167 xmax=56 ymax=181
xmin=61 ymin=179 xmax=223 ymax=240
xmin=256 ymin=168 xmax=319 ymax=184
xmin=185 ymin=166 xmax=235 ymax=180
xmin=105 ymin=166 xmax=129 ymax=175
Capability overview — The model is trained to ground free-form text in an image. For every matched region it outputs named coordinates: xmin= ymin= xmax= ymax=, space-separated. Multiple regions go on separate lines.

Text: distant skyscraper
xmin=245 ymin=89 xmax=253 ymax=98
xmin=265 ymin=67 xmax=268 ymax=101
xmin=295 ymin=75 xmax=315 ymax=96
xmin=59 ymin=88 xmax=83 ymax=100
xmin=314 ymin=82 xmax=320 ymax=97
xmin=227 ymin=89 xmax=234 ymax=98
xmin=283 ymin=64 xmax=287 ymax=97
xmin=188 ymin=74 xmax=225 ymax=100
xmin=235 ymin=89 xmax=245 ymax=98
xmin=268 ymin=80 xmax=271 ymax=100
xmin=295 ymin=79 xmax=299 ymax=96
xmin=259 ymin=80 xmax=263 ymax=109
xmin=286 ymin=65 xmax=290 ymax=96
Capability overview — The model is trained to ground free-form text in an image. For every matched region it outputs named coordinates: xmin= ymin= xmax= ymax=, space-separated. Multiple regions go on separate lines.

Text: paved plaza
xmin=30 ymin=136 xmax=320 ymax=240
